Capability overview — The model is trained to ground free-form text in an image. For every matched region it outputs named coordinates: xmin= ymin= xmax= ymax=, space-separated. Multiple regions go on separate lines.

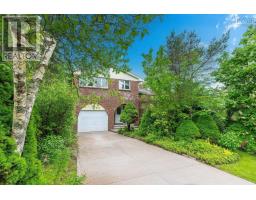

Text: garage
xmin=78 ymin=104 xmax=108 ymax=132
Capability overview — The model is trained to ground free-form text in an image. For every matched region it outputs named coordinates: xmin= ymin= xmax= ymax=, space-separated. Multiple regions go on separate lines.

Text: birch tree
xmin=11 ymin=30 xmax=56 ymax=154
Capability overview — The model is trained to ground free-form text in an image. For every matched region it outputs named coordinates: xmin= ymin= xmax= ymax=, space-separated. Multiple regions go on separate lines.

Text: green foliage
xmin=39 ymin=135 xmax=70 ymax=165
xmin=121 ymin=130 xmax=239 ymax=166
xmin=175 ymin=120 xmax=200 ymax=140
xmin=143 ymin=31 xmax=228 ymax=112
xmin=0 ymin=124 xmax=27 ymax=184
xmin=218 ymin=131 xmax=242 ymax=150
xmin=193 ymin=111 xmax=221 ymax=142
xmin=0 ymin=62 xmax=13 ymax=131
xmin=154 ymin=138 xmax=239 ymax=165
xmin=137 ymin=108 xmax=173 ymax=137
xmin=41 ymin=15 xmax=156 ymax=78
xmin=33 ymin=80 xmax=82 ymax=184
xmin=214 ymin=26 xmax=256 ymax=135
xmin=20 ymin=116 xmax=43 ymax=184
xmin=120 ymin=102 xmax=138 ymax=131
xmin=243 ymin=135 xmax=256 ymax=154
xmin=34 ymin=81 xmax=77 ymax=143
xmin=218 ymin=123 xmax=256 ymax=154
xmin=137 ymin=109 xmax=154 ymax=136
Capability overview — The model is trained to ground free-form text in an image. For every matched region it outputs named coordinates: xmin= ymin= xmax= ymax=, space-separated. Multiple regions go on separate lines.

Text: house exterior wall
xmin=77 ymin=79 xmax=141 ymax=130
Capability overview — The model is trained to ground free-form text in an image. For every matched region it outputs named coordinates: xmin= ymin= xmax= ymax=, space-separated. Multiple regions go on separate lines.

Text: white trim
xmin=119 ymin=79 xmax=131 ymax=90
xmin=79 ymin=77 xmax=109 ymax=89
xmin=81 ymin=104 xmax=105 ymax=111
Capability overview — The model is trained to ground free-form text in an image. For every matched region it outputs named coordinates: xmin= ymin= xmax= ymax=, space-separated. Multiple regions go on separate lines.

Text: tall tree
xmin=214 ymin=26 xmax=256 ymax=134
xmin=143 ymin=31 xmax=228 ymax=111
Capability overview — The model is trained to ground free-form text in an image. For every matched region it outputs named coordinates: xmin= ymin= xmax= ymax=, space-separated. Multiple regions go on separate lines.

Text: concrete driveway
xmin=77 ymin=131 xmax=252 ymax=185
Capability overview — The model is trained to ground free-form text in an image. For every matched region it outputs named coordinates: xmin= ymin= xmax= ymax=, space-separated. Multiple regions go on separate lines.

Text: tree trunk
xmin=127 ymin=123 xmax=131 ymax=131
xmin=11 ymin=35 xmax=56 ymax=154
xmin=12 ymin=58 xmax=27 ymax=153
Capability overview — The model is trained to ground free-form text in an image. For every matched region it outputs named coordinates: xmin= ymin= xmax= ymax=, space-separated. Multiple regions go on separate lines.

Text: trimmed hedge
xmin=193 ymin=112 xmax=221 ymax=142
xmin=175 ymin=120 xmax=200 ymax=140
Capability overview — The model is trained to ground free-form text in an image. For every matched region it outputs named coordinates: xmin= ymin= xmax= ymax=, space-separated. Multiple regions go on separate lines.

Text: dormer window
xmin=119 ymin=80 xmax=130 ymax=90
xmin=79 ymin=77 xmax=108 ymax=88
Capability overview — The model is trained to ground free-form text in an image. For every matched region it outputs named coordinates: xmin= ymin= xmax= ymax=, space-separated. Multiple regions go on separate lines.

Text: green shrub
xmin=20 ymin=116 xmax=43 ymax=184
xmin=175 ymin=120 xmax=200 ymax=140
xmin=224 ymin=123 xmax=256 ymax=154
xmin=138 ymin=108 xmax=173 ymax=137
xmin=144 ymin=133 xmax=161 ymax=143
xmin=0 ymin=124 xmax=27 ymax=184
xmin=121 ymin=129 xmax=239 ymax=166
xmin=243 ymin=135 xmax=256 ymax=154
xmin=0 ymin=63 xmax=13 ymax=131
xmin=120 ymin=102 xmax=138 ymax=131
xmin=39 ymin=135 xmax=70 ymax=165
xmin=218 ymin=131 xmax=242 ymax=150
xmin=138 ymin=109 xmax=154 ymax=136
xmin=153 ymin=138 xmax=239 ymax=165
xmin=34 ymin=82 xmax=77 ymax=143
xmin=193 ymin=111 xmax=221 ymax=142
xmin=226 ymin=123 xmax=246 ymax=133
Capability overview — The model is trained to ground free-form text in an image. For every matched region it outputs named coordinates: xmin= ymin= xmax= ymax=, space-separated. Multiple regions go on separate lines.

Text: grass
xmin=219 ymin=151 xmax=256 ymax=183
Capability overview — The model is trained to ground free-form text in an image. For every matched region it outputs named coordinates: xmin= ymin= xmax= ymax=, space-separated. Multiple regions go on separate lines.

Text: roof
xmin=109 ymin=68 xmax=144 ymax=82
xmin=74 ymin=68 xmax=144 ymax=82
xmin=139 ymin=88 xmax=154 ymax=95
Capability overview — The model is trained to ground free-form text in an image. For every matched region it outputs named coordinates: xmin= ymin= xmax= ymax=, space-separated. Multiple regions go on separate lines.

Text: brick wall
xmin=76 ymin=79 xmax=140 ymax=130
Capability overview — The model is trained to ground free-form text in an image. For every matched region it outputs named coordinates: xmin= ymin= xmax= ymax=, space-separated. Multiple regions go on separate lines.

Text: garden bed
xmin=119 ymin=130 xmax=240 ymax=166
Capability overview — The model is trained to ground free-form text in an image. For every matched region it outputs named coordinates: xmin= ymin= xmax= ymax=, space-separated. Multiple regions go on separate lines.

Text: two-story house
xmin=76 ymin=69 xmax=151 ymax=132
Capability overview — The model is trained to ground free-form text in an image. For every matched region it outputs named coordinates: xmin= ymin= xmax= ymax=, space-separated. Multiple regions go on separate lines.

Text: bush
xmin=138 ymin=109 xmax=154 ymax=136
xmin=120 ymin=102 xmax=138 ymax=131
xmin=0 ymin=63 xmax=13 ymax=131
xmin=0 ymin=124 xmax=27 ymax=184
xmin=34 ymin=82 xmax=77 ymax=143
xmin=144 ymin=133 xmax=162 ymax=143
xmin=243 ymin=135 xmax=256 ymax=154
xmin=154 ymin=138 xmax=239 ymax=165
xmin=20 ymin=116 xmax=43 ymax=184
xmin=218 ymin=131 xmax=242 ymax=150
xmin=175 ymin=120 xmax=200 ymax=140
xmin=121 ymin=129 xmax=239 ymax=166
xmin=39 ymin=135 xmax=70 ymax=165
xmin=224 ymin=123 xmax=256 ymax=154
xmin=193 ymin=111 xmax=221 ymax=142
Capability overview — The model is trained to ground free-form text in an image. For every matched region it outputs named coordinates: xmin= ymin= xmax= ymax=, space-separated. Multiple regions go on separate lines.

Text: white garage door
xmin=78 ymin=110 xmax=108 ymax=132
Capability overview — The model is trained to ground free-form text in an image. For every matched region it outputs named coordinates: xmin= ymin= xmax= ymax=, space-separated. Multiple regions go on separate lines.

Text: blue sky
xmin=128 ymin=14 xmax=254 ymax=78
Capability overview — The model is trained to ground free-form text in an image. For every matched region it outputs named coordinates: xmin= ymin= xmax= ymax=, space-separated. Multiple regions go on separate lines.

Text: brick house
xmin=76 ymin=69 xmax=151 ymax=132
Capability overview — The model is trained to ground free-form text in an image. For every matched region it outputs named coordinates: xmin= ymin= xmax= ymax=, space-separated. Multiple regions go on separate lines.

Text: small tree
xmin=120 ymin=102 xmax=138 ymax=131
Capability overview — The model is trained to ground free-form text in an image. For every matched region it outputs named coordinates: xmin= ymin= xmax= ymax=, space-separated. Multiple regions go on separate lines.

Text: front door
xmin=115 ymin=105 xmax=125 ymax=124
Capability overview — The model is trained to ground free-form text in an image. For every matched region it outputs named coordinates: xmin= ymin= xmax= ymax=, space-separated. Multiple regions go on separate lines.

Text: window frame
xmin=119 ymin=79 xmax=131 ymax=91
xmin=79 ymin=77 xmax=108 ymax=89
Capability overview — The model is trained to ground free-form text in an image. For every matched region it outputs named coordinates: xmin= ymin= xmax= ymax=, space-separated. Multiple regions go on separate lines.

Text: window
xmin=119 ymin=80 xmax=130 ymax=90
xmin=79 ymin=77 xmax=108 ymax=88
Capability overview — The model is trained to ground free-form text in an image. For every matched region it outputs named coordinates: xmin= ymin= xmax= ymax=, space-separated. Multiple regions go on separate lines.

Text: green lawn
xmin=219 ymin=151 xmax=256 ymax=183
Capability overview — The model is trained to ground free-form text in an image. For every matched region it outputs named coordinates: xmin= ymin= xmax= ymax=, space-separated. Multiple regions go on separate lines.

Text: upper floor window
xmin=79 ymin=77 xmax=108 ymax=88
xmin=119 ymin=80 xmax=130 ymax=90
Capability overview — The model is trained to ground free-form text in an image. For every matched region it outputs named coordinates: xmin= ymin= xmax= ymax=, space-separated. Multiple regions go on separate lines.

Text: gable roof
xmin=109 ymin=68 xmax=143 ymax=81
xmin=74 ymin=68 xmax=144 ymax=82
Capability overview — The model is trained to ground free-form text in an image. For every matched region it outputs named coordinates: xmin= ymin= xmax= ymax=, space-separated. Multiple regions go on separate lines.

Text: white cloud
xmin=224 ymin=14 xmax=241 ymax=32
xmin=215 ymin=23 xmax=219 ymax=29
